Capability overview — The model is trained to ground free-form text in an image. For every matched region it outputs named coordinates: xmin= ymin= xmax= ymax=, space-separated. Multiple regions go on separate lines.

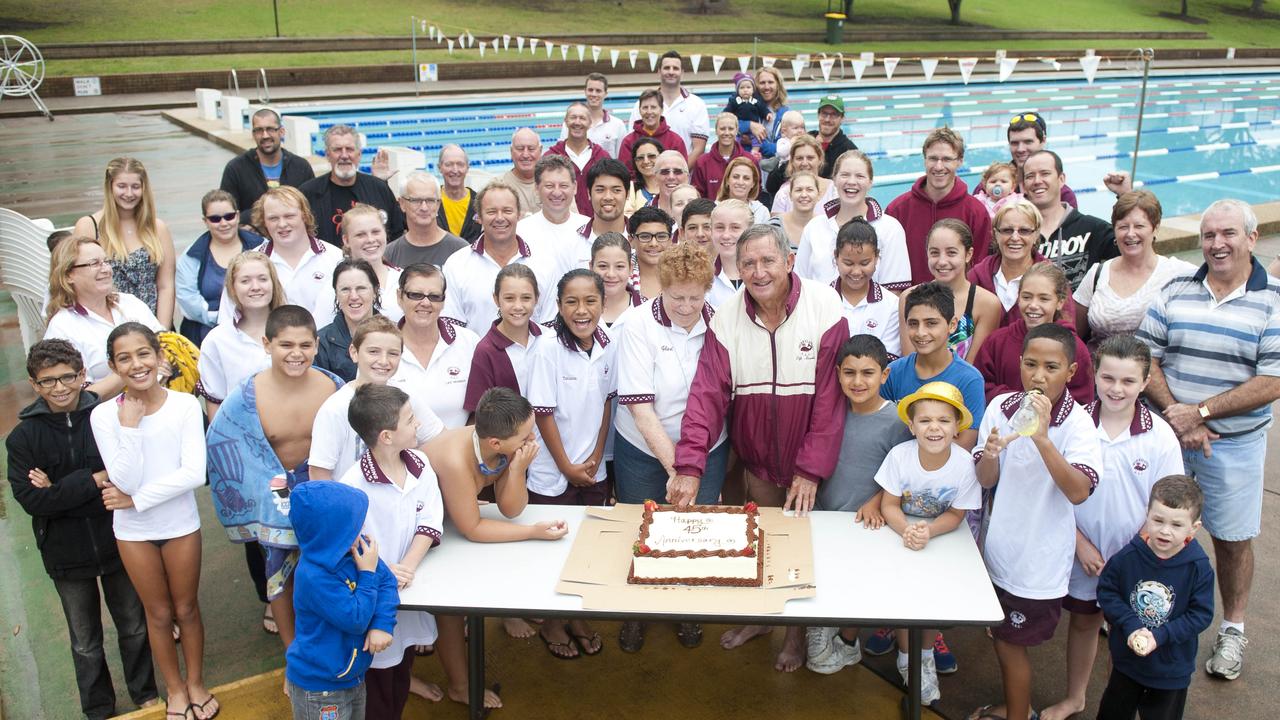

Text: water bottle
xmin=1010 ymin=390 xmax=1041 ymax=437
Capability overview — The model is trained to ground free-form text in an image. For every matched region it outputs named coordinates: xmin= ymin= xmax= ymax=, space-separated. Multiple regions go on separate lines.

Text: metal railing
xmin=256 ymin=68 xmax=271 ymax=104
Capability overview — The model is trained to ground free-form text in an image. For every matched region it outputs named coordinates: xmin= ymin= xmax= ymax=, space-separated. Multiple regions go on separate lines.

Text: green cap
xmin=817 ymin=94 xmax=845 ymax=114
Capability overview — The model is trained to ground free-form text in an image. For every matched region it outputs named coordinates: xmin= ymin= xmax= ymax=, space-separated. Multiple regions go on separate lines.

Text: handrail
xmin=228 ymin=68 xmax=240 ymax=96
xmin=256 ymin=68 xmax=270 ymax=104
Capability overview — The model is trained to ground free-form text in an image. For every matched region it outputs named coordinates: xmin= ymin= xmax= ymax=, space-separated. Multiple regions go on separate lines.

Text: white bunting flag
xmin=819 ymin=57 xmax=836 ymax=82
xmin=420 ymin=19 xmax=426 ymax=33
xmin=457 ymin=33 xmax=466 ymax=49
xmin=428 ymin=25 xmax=435 ymax=40
xmin=467 ymin=31 xmax=475 ymax=47
xmin=860 ymin=51 xmax=875 ymax=65
xmin=712 ymin=55 xmax=725 ymax=75
xmin=737 ymin=56 xmax=750 ymax=73
xmin=561 ymin=44 xmax=569 ymax=61
xmin=530 ymin=38 xmax=539 ymax=51
xmin=994 ymin=49 xmax=1006 ymax=63
xmin=517 ymin=36 xmax=525 ymax=53
xmin=447 ymin=38 xmax=455 ymax=53
xmin=1227 ymin=47 xmax=1236 ymax=60
xmin=883 ymin=57 xmax=900 ymax=79
xmin=479 ymin=43 xmax=486 ymax=58
xmin=648 ymin=51 xmax=659 ymax=72
xmin=1079 ymin=54 xmax=1101 ymax=84
xmin=690 ymin=54 xmax=702 ymax=74
xmin=577 ymin=44 xmax=585 ymax=62
xmin=610 ymin=49 xmax=620 ymax=67
xmin=958 ymin=57 xmax=978 ymax=84
xmin=790 ymin=59 xmax=805 ymax=82
xmin=851 ymin=59 xmax=866 ymax=81
xmin=762 ymin=56 xmax=776 ymax=68
xmin=503 ymin=35 xmax=510 ymax=50
xmin=592 ymin=46 xmax=601 ymax=63
xmin=545 ymin=42 xmax=554 ymax=59
xmin=999 ymin=57 xmax=1018 ymax=82
xmin=920 ymin=58 xmax=939 ymax=82
xmin=629 ymin=49 xmax=639 ymax=69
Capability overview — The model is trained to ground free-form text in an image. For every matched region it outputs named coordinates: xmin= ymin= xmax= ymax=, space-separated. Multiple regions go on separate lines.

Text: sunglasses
xmin=206 ymin=212 xmax=238 ymax=223
xmin=402 ymin=290 xmax=446 ymax=303
xmin=658 ymin=168 xmax=687 ymax=177
xmin=1009 ymin=112 xmax=1043 ymax=126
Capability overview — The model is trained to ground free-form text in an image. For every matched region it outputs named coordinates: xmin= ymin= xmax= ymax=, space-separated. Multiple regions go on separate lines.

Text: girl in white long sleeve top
xmin=91 ymin=322 xmax=216 ymax=719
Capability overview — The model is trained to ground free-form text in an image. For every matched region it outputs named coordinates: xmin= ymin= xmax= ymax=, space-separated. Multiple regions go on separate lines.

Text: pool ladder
xmin=227 ymin=68 xmax=271 ymax=104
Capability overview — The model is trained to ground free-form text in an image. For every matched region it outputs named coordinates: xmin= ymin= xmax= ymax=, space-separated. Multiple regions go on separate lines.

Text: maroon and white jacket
xmin=674 ymin=273 xmax=848 ymax=487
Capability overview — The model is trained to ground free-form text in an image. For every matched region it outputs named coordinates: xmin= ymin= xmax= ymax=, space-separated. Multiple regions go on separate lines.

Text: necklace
xmin=472 ymin=431 xmax=510 ymax=477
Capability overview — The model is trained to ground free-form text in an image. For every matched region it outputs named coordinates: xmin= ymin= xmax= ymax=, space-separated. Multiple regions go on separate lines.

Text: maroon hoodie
xmin=971 ymin=316 xmax=1094 ymax=405
xmin=968 ymin=252 xmax=1079 ymax=330
xmin=544 ymin=140 xmax=611 ymax=217
xmin=690 ymin=142 xmax=756 ymax=199
xmin=619 ymin=118 xmax=689 ymax=173
xmin=885 ymin=176 xmax=993 ymax=286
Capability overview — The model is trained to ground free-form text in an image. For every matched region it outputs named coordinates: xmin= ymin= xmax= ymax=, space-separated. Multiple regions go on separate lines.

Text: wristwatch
xmin=1197 ymin=402 xmax=1211 ymax=420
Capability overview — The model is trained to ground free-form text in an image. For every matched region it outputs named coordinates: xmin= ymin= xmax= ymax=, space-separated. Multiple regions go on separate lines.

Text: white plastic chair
xmin=0 ymin=207 xmax=54 ymax=352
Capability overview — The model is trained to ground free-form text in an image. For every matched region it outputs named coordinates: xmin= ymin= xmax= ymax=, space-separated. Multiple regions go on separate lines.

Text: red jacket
xmin=971 ymin=316 xmax=1094 ymax=405
xmin=619 ymin=118 xmax=688 ymax=173
xmin=885 ymin=176 xmax=993 ymax=286
xmin=690 ymin=143 xmax=755 ymax=199
xmin=675 ymin=275 xmax=848 ymax=487
xmin=968 ymin=252 xmax=1079 ymax=330
xmin=544 ymin=140 xmax=611 ymax=218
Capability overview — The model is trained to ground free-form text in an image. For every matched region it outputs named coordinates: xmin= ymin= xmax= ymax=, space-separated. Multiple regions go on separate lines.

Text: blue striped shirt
xmin=1137 ymin=258 xmax=1280 ymax=436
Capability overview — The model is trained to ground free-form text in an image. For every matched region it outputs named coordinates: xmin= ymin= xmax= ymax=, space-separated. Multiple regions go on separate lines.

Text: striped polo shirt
xmin=1136 ymin=258 xmax=1280 ymax=436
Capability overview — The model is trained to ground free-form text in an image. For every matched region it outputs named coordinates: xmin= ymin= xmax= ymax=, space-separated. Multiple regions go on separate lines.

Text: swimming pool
xmin=291 ymin=71 xmax=1280 ymax=220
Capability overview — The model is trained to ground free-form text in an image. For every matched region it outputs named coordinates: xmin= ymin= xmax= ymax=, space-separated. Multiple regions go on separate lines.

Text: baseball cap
xmin=817 ymin=94 xmax=845 ymax=115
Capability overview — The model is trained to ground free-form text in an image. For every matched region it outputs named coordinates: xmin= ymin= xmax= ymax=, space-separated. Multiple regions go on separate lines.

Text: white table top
xmin=398 ymin=504 xmax=1004 ymax=627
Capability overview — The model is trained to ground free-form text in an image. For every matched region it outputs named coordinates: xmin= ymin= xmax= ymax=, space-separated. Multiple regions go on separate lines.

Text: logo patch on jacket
xmin=1130 ymin=580 xmax=1175 ymax=628
xmin=344 ymin=577 xmax=357 ymax=593
xmin=797 ymin=339 xmax=816 ymax=361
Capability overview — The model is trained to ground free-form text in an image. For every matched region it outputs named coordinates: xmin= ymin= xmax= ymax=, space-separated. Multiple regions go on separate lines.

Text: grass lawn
xmin=10 ymin=0 xmax=1280 ymax=76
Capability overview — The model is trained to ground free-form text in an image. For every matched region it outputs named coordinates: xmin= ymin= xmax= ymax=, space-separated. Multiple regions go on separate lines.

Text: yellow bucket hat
xmin=897 ymin=381 xmax=973 ymax=432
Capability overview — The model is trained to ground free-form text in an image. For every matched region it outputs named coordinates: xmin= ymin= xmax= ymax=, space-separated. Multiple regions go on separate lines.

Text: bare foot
xmin=447 ymin=685 xmax=503 ymax=709
xmin=774 ymin=627 xmax=805 ymax=672
xmin=968 ymin=704 xmax=1007 ymax=720
xmin=502 ymin=617 xmax=538 ymax=639
xmin=165 ymin=692 xmax=191 ymax=719
xmin=1040 ymin=698 xmax=1086 ymax=720
xmin=720 ymin=625 xmax=772 ymax=650
xmin=409 ymin=676 xmax=443 ymax=702
xmin=282 ymin=676 xmax=290 ymax=698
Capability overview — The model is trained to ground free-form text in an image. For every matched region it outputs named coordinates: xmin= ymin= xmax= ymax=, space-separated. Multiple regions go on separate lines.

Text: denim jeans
xmin=613 ymin=434 xmax=730 ymax=505
xmin=1184 ymin=426 xmax=1267 ymax=541
xmin=288 ymin=679 xmax=366 ymax=720
xmin=51 ymin=569 xmax=156 ymax=719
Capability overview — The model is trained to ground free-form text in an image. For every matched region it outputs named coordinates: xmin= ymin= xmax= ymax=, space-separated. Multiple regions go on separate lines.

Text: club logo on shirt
xmin=661 ymin=345 xmax=674 ymax=352
xmin=1133 ymin=459 xmax=1149 ymax=473
xmin=448 ymin=366 xmax=461 ymax=377
xmin=797 ymin=339 xmax=816 ymax=361
xmin=416 ymin=501 xmax=424 ymax=512
xmin=1009 ymin=610 xmax=1027 ymax=629
xmin=866 ymin=319 xmax=878 ymax=329
xmin=1131 ymin=580 xmax=1175 ymax=628
xmin=313 ymin=272 xmax=325 ymax=280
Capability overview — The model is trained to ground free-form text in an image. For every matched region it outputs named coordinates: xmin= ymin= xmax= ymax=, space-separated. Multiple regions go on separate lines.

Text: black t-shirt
xmin=325 ymin=184 xmax=358 ymax=243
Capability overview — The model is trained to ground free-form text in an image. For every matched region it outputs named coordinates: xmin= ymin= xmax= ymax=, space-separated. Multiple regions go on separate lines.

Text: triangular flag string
xmin=503 ymin=34 xmax=511 ymax=50
xmin=999 ymin=58 xmax=1018 ymax=82
xmin=883 ymin=57 xmax=899 ymax=80
xmin=545 ymin=42 xmax=554 ymax=59
xmin=592 ymin=46 xmax=601 ymax=63
xmin=1080 ymin=54 xmax=1101 ymax=84
xmin=447 ymin=38 xmax=455 ymax=53
xmin=628 ymin=49 xmax=640 ymax=69
xmin=577 ymin=44 xmax=585 ymax=62
xmin=957 ymin=57 xmax=978 ymax=84
xmin=517 ymin=36 xmax=525 ymax=53
xmin=711 ymin=55 xmax=725 ymax=76
xmin=790 ymin=58 xmax=805 ymax=82
xmin=762 ymin=56 xmax=776 ymax=68
xmin=850 ymin=59 xmax=866 ymax=82
xmin=647 ymin=51 xmax=659 ymax=72
xmin=737 ymin=56 xmax=750 ymax=73
xmin=920 ymin=58 xmax=939 ymax=82
xmin=819 ymin=57 xmax=835 ymax=82
xmin=690 ymin=54 xmax=702 ymax=74
xmin=560 ymin=44 xmax=569 ymax=61
xmin=610 ymin=49 xmax=620 ymax=67
xmin=530 ymin=38 xmax=539 ymax=52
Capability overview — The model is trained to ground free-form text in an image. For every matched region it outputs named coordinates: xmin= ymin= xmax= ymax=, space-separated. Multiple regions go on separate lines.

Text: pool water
xmin=293 ymin=72 xmax=1280 ymax=220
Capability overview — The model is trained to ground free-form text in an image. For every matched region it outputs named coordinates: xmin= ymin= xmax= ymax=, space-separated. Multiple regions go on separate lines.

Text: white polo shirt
xmin=616 ymin=297 xmax=727 ymax=457
xmin=794 ymin=198 xmax=911 ymax=291
xmin=517 ymin=211 xmax=589 ymax=279
xmin=310 ymin=381 xmax=446 ymax=479
xmin=338 ymin=448 xmax=442 ymax=667
xmin=993 ymin=268 xmax=1020 ymax=312
xmin=561 ymin=221 xmax=598 ymax=273
xmin=215 ymin=237 xmax=344 ymax=328
xmin=628 ymin=87 xmax=711 ymax=150
xmin=195 ymin=322 xmax=271 ymax=403
xmin=1068 ymin=402 xmax=1184 ymax=601
xmin=976 ymin=391 xmax=1102 ymax=599
xmin=43 ymin=294 xmax=163 ymax=383
xmin=440 ymin=234 xmax=560 ymax=331
xmin=831 ymin=279 xmax=901 ymax=356
xmin=526 ymin=324 xmax=617 ymax=497
xmin=559 ymin=110 xmax=627 ymax=158
xmin=390 ymin=317 xmax=480 ymax=429
xmin=706 ymin=257 xmax=741 ymax=309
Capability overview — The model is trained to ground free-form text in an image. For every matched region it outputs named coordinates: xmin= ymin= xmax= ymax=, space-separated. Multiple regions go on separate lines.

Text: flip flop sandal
xmin=571 ymin=631 xmax=604 ymax=656
xmin=967 ymin=705 xmax=1006 ymax=720
xmin=414 ymin=644 xmax=436 ymax=656
xmin=618 ymin=621 xmax=646 ymax=653
xmin=166 ymin=705 xmax=194 ymax=720
xmin=192 ymin=694 xmax=220 ymax=720
xmin=262 ymin=608 xmax=279 ymax=636
xmin=676 ymin=622 xmax=704 ymax=649
xmin=538 ymin=629 xmax=580 ymax=660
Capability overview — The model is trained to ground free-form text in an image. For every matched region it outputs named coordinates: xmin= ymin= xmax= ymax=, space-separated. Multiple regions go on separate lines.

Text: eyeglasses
xmin=402 ymin=290 xmax=446 ymax=303
xmin=633 ymin=232 xmax=672 ymax=244
xmin=925 ymin=155 xmax=960 ymax=166
xmin=71 ymin=259 xmax=107 ymax=271
xmin=33 ymin=372 xmax=81 ymax=389
xmin=1009 ymin=113 xmax=1043 ymax=126
xmin=401 ymin=196 xmax=440 ymax=206
xmin=658 ymin=168 xmax=687 ymax=177
xmin=996 ymin=226 xmax=1038 ymax=237
xmin=205 ymin=212 xmax=238 ymax=223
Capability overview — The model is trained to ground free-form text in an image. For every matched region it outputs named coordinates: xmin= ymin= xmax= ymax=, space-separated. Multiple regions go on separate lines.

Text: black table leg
xmin=467 ymin=614 xmax=487 ymax=720
xmin=907 ymin=627 xmax=922 ymax=720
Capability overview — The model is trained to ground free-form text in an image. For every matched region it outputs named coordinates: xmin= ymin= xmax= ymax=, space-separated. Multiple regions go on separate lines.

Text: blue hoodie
xmin=285 ymin=481 xmax=399 ymax=692
xmin=1097 ymin=534 xmax=1215 ymax=690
